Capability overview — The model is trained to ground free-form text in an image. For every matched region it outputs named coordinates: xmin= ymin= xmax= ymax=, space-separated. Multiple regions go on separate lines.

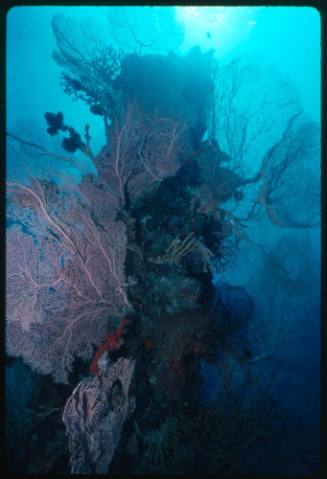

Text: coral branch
xmin=90 ymin=318 xmax=130 ymax=376
xmin=150 ymin=233 xmax=196 ymax=265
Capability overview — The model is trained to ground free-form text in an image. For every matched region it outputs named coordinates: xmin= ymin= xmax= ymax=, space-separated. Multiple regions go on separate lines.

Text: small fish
xmin=206 ymin=31 xmax=212 ymax=39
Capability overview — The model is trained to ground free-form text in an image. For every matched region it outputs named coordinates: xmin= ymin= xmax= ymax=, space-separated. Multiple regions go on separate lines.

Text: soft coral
xmin=90 ymin=317 xmax=130 ymax=376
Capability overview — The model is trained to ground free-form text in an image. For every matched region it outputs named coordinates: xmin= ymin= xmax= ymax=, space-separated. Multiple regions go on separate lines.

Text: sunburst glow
xmin=175 ymin=6 xmax=258 ymax=57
